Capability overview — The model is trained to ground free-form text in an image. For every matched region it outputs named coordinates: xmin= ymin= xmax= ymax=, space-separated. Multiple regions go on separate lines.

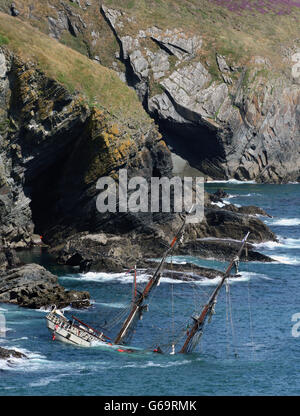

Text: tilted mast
xmin=179 ymin=231 xmax=250 ymax=354
xmin=114 ymin=211 xmax=190 ymax=345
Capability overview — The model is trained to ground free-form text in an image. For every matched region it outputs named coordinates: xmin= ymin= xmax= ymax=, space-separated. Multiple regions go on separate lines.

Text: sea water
xmin=0 ymin=183 xmax=299 ymax=396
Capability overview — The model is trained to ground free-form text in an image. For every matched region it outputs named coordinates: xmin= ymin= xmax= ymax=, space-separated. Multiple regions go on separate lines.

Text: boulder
xmin=0 ymin=263 xmax=90 ymax=309
xmin=0 ymin=347 xmax=27 ymax=360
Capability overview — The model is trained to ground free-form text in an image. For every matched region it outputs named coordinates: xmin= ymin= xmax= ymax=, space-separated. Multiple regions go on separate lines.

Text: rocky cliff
xmin=1 ymin=0 xmax=299 ymax=183
xmin=0 ymin=13 xmax=172 ymax=248
xmin=0 ymin=7 xmax=279 ymax=256
xmin=0 ymin=5 xmax=281 ymax=299
xmin=98 ymin=4 xmax=300 ymax=183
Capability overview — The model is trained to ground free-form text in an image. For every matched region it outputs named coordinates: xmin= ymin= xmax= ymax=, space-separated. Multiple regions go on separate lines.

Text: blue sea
xmin=0 ymin=182 xmax=299 ymax=396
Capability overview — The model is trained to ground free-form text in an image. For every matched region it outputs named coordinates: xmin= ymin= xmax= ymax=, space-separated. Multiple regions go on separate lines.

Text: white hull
xmin=46 ymin=310 xmax=108 ymax=347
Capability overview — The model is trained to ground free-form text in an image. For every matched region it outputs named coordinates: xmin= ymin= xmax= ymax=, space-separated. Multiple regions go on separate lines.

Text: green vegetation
xmin=2 ymin=0 xmax=299 ymax=84
xmin=0 ymin=32 xmax=9 ymax=45
xmin=0 ymin=12 xmax=152 ymax=130
xmin=100 ymin=0 xmax=300 ymax=71
xmin=60 ymin=32 xmax=89 ymax=57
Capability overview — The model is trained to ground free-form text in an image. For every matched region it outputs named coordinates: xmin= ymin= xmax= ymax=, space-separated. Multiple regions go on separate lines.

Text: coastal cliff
xmin=0 ymin=3 xmax=289 ymax=309
xmin=1 ymin=0 xmax=299 ymax=183
xmin=0 ymin=13 xmax=171 ymax=249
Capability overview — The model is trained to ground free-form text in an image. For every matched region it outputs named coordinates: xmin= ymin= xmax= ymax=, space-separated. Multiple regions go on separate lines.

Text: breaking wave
xmin=121 ymin=359 xmax=192 ymax=369
xmin=226 ymin=193 xmax=260 ymax=199
xmin=266 ymin=218 xmax=300 ymax=226
xmin=60 ymin=271 xmax=149 ymax=284
xmin=206 ymin=179 xmax=256 ymax=184
xmin=0 ymin=347 xmax=48 ymax=372
xmin=29 ymin=373 xmax=70 ymax=388
xmin=269 ymin=255 xmax=300 ymax=265
xmin=96 ymin=301 xmax=128 ymax=309
xmin=254 ymin=237 xmax=300 ymax=250
xmin=58 ymin=269 xmax=268 ymax=286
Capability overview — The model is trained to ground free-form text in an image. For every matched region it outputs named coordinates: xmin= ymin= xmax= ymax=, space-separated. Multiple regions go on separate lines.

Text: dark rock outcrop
xmin=180 ymin=238 xmax=273 ymax=262
xmin=0 ymin=48 xmax=172 ymax=249
xmin=51 ymin=203 xmax=276 ymax=272
xmin=10 ymin=3 xmax=20 ymax=17
xmin=0 ymin=262 xmax=90 ymax=309
xmin=0 ymin=248 xmax=20 ymax=271
xmin=0 ymin=10 xmax=281 ymax=290
xmin=0 ymin=346 xmax=27 ymax=360
xmin=200 ymin=207 xmax=276 ymax=242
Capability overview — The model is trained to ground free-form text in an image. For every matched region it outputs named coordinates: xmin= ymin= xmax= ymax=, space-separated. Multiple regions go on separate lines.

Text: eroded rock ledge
xmin=51 ymin=189 xmax=275 ymax=273
xmin=0 ymin=250 xmax=90 ymax=309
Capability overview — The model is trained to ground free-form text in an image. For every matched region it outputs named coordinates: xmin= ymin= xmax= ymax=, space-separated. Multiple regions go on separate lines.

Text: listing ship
xmin=46 ymin=208 xmax=250 ymax=354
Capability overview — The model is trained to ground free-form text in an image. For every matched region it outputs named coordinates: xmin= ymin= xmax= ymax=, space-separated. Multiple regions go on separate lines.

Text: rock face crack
xmin=100 ymin=5 xmax=300 ymax=183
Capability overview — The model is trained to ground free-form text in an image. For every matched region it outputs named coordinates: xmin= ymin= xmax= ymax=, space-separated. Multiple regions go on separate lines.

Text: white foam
xmin=121 ymin=359 xmax=191 ymax=369
xmin=97 ymin=302 xmax=128 ymax=309
xmin=187 ymin=271 xmax=269 ymax=286
xmin=165 ymin=256 xmax=187 ymax=265
xmin=11 ymin=337 xmax=28 ymax=341
xmin=5 ymin=327 xmax=14 ymax=332
xmin=206 ymin=179 xmax=256 ymax=184
xmin=90 ymin=339 xmax=112 ymax=347
xmin=266 ymin=218 xmax=300 ymax=226
xmin=269 ymin=255 xmax=300 ymax=265
xmin=199 ymin=271 xmax=271 ymax=285
xmin=279 ymin=237 xmax=300 ymax=249
xmin=159 ymin=276 xmax=198 ymax=284
xmin=29 ymin=373 xmax=70 ymax=388
xmin=226 ymin=193 xmax=259 ymax=199
xmin=254 ymin=241 xmax=283 ymax=250
xmin=0 ymin=347 xmax=47 ymax=372
xmin=35 ymin=306 xmax=52 ymax=313
xmin=211 ymin=201 xmax=225 ymax=208
xmin=61 ymin=271 xmax=151 ymax=285
xmin=255 ymin=237 xmax=300 ymax=250
xmin=239 ymin=271 xmax=272 ymax=281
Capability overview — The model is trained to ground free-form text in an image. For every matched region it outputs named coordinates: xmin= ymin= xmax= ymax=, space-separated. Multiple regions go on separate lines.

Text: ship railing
xmin=48 ymin=313 xmax=103 ymax=342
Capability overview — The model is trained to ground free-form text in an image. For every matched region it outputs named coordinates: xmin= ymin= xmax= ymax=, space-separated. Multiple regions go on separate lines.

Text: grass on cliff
xmin=1 ymin=0 xmax=299 ymax=84
xmin=0 ymin=12 xmax=151 ymax=129
xmin=102 ymin=0 xmax=300 ymax=70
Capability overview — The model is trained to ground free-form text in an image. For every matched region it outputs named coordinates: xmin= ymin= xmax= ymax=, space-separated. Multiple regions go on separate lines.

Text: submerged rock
xmin=0 ymin=347 xmax=27 ymax=360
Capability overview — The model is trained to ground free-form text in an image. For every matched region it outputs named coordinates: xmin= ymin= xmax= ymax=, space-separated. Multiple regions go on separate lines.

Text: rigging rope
xmin=226 ymin=279 xmax=238 ymax=358
xmin=246 ymin=246 xmax=256 ymax=360
xmin=171 ymin=255 xmax=175 ymax=346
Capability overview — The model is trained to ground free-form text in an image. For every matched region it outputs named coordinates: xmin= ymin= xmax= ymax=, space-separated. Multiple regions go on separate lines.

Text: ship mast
xmin=114 ymin=211 xmax=190 ymax=345
xmin=179 ymin=231 xmax=250 ymax=354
